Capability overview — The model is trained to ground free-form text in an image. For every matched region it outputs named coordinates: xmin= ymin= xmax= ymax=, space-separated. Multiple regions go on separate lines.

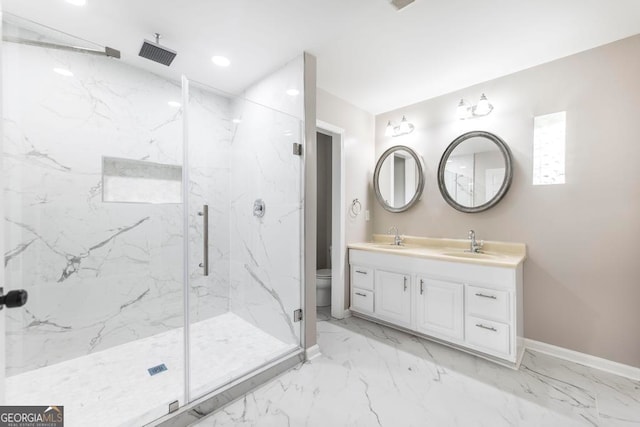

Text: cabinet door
xmin=374 ymin=270 xmax=411 ymax=326
xmin=416 ymin=277 xmax=464 ymax=340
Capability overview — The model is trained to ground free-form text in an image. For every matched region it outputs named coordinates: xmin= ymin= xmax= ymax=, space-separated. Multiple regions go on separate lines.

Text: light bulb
xmin=385 ymin=120 xmax=394 ymax=137
xmin=474 ymin=93 xmax=493 ymax=116
xmin=456 ymin=99 xmax=471 ymax=120
xmin=398 ymin=116 xmax=411 ymax=134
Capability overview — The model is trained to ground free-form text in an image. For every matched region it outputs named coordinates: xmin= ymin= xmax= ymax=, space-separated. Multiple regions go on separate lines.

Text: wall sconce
xmin=456 ymin=93 xmax=494 ymax=120
xmin=385 ymin=115 xmax=415 ymax=137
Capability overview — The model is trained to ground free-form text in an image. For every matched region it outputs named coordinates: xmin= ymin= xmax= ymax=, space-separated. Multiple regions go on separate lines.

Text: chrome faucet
xmin=389 ymin=226 xmax=404 ymax=246
xmin=467 ymin=229 xmax=484 ymax=253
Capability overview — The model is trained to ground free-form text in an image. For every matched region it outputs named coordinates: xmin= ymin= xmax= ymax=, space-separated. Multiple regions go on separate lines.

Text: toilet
xmin=316 ymin=268 xmax=332 ymax=307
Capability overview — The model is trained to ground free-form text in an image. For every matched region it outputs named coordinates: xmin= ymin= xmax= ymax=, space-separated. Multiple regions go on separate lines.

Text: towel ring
xmin=351 ymin=198 xmax=362 ymax=217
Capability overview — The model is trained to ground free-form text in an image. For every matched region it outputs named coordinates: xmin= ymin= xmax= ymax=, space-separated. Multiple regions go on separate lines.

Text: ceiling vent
xmin=390 ymin=0 xmax=415 ymax=10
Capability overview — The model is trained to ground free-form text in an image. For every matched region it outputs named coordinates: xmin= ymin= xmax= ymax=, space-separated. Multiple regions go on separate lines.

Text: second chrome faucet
xmin=467 ymin=229 xmax=484 ymax=253
xmin=389 ymin=226 xmax=404 ymax=246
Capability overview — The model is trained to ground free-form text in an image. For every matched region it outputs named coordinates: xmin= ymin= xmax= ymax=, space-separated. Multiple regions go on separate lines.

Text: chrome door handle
xmin=355 ymin=270 xmax=368 ymax=275
xmin=355 ymin=292 xmax=367 ymax=297
xmin=198 ymin=205 xmax=209 ymax=276
xmin=420 ymin=279 xmax=424 ymax=295
xmin=403 ymin=276 xmax=407 ymax=291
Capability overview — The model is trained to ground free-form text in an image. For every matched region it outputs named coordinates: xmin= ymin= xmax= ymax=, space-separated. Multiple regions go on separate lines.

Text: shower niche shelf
xmin=102 ymin=156 xmax=182 ymax=204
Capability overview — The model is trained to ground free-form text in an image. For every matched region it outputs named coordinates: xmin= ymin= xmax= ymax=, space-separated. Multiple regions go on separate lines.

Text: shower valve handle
xmin=0 ymin=288 xmax=28 ymax=309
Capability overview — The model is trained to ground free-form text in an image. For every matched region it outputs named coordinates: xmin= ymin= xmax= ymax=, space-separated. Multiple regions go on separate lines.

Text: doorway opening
xmin=315 ymin=121 xmax=346 ymax=322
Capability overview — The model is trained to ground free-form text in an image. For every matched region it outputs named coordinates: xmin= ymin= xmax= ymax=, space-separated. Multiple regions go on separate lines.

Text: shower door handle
xmin=0 ymin=288 xmax=28 ymax=310
xmin=198 ymin=205 xmax=209 ymax=276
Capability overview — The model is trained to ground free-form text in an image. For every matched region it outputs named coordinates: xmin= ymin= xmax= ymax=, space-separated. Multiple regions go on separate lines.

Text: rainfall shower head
xmin=138 ymin=33 xmax=176 ymax=66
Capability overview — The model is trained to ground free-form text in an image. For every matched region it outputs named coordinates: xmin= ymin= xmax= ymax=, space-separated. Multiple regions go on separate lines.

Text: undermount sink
xmin=371 ymin=243 xmax=409 ymax=250
xmin=441 ymin=251 xmax=502 ymax=260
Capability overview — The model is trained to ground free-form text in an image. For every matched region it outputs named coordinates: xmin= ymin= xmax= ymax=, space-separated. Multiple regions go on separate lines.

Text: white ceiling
xmin=3 ymin=0 xmax=640 ymax=114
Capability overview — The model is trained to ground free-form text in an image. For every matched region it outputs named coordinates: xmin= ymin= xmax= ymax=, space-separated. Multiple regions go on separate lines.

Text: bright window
xmin=533 ymin=111 xmax=566 ymax=185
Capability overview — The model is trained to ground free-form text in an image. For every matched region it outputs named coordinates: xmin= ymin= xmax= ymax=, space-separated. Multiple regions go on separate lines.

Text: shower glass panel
xmin=2 ymin=13 xmax=305 ymax=426
xmin=185 ymin=79 xmax=303 ymax=401
xmin=2 ymin=15 xmax=186 ymax=426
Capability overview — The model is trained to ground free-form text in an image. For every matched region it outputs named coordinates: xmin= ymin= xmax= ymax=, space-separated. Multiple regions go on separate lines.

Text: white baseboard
xmin=524 ymin=338 xmax=640 ymax=381
xmin=305 ymin=344 xmax=322 ymax=361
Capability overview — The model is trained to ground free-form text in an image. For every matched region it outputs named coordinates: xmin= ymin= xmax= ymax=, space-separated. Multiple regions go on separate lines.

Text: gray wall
xmin=303 ymin=52 xmax=318 ymax=348
xmin=374 ymin=34 xmax=640 ymax=367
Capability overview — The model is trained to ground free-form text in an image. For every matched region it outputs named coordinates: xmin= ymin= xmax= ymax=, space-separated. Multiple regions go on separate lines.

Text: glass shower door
xmin=185 ymin=79 xmax=303 ymax=401
xmin=2 ymin=14 xmax=186 ymax=426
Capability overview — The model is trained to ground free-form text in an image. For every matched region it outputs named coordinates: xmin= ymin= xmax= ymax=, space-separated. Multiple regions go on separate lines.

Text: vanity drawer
xmin=352 ymin=288 xmax=374 ymax=313
xmin=466 ymin=285 xmax=510 ymax=322
xmin=465 ymin=316 xmax=510 ymax=356
xmin=351 ymin=266 xmax=374 ymax=290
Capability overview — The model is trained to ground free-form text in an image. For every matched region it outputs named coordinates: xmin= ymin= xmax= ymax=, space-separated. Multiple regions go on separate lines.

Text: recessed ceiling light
xmin=286 ymin=89 xmax=300 ymax=96
xmin=65 ymin=0 xmax=87 ymax=6
xmin=53 ymin=67 xmax=74 ymax=77
xmin=211 ymin=56 xmax=230 ymax=67
xmin=167 ymin=101 xmax=181 ymax=108
xmin=232 ymin=118 xmax=242 ymax=124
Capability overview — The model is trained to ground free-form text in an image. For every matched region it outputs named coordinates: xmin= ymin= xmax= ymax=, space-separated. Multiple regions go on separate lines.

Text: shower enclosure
xmin=1 ymin=14 xmax=304 ymax=426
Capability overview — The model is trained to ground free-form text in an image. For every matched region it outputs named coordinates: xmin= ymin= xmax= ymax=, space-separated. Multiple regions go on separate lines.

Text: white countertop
xmin=348 ymin=235 xmax=526 ymax=268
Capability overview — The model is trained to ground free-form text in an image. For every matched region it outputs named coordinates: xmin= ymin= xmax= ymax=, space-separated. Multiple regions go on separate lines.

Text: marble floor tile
xmin=316 ymin=306 xmax=331 ymax=322
xmin=192 ymin=316 xmax=640 ymax=427
xmin=6 ymin=312 xmax=296 ymax=427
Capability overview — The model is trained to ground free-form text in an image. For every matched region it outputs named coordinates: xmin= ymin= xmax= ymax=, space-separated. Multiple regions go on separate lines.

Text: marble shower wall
xmin=228 ymin=56 xmax=304 ymax=346
xmin=227 ymin=99 xmax=303 ymax=347
xmin=2 ymin=39 xmax=231 ymax=376
xmin=186 ymin=84 xmax=232 ymax=324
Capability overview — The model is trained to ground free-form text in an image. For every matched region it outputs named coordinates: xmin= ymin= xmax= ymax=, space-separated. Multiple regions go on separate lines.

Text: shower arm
xmin=3 ymin=35 xmax=120 ymax=58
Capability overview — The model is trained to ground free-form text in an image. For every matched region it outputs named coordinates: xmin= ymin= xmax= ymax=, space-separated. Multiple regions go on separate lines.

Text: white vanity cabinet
xmin=374 ymin=270 xmax=412 ymax=327
xmin=349 ymin=248 xmax=524 ymax=368
xmin=415 ymin=277 xmax=464 ymax=341
xmin=350 ymin=266 xmax=374 ymax=314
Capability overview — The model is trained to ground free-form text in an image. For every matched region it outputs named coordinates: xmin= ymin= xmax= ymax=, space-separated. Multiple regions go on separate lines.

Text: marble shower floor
xmin=6 ymin=312 xmax=297 ymax=427
xmin=193 ymin=316 xmax=640 ymax=427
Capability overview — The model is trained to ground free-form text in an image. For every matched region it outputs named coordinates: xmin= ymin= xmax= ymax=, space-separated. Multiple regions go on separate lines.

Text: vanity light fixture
xmin=385 ymin=115 xmax=415 ymax=137
xmin=456 ymin=93 xmax=494 ymax=120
